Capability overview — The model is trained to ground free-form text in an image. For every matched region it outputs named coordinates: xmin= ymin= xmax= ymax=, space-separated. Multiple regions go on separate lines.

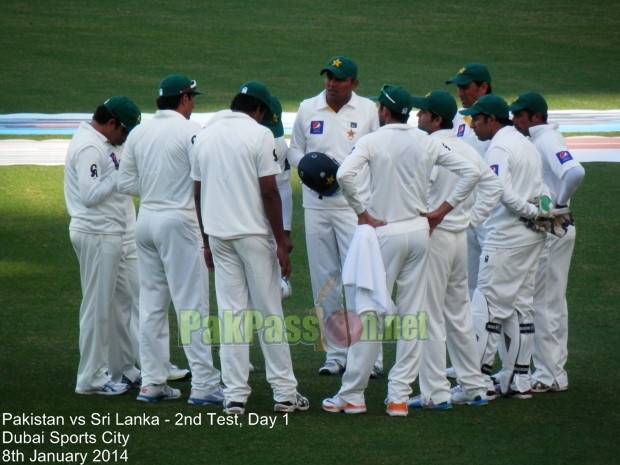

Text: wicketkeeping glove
xmin=521 ymin=206 xmax=574 ymax=238
xmin=548 ymin=208 xmax=574 ymax=239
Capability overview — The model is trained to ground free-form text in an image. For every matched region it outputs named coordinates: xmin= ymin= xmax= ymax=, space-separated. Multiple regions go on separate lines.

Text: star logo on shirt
xmin=346 ymin=129 xmax=356 ymax=139
xmin=325 ymin=175 xmax=336 ymax=185
xmin=332 ymin=58 xmax=343 ymax=67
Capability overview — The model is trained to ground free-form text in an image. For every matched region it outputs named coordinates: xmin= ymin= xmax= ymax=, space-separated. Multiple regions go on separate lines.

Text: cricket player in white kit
xmin=192 ymin=81 xmax=309 ymax=415
xmin=408 ymin=91 xmax=502 ymax=409
xmin=323 ymin=85 xmax=480 ymax=416
xmin=118 ymin=74 xmax=223 ymax=404
xmin=445 ymin=63 xmax=493 ymax=300
xmin=261 ymin=96 xmax=294 ymax=238
xmin=462 ymin=94 xmax=546 ymax=398
xmin=510 ymin=92 xmax=585 ymax=393
xmin=64 ymin=96 xmax=142 ymax=395
xmin=287 ymin=56 xmax=380 ymax=376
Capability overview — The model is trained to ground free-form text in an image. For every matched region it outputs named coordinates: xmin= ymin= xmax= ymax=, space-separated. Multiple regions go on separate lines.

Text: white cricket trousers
xmin=135 ymin=209 xmax=220 ymax=391
xmin=304 ymin=206 xmax=356 ymax=365
xmin=472 ymin=240 xmax=544 ymax=392
xmin=466 ymin=226 xmax=484 ymax=299
xmin=419 ymin=228 xmax=487 ymax=405
xmin=338 ymin=226 xmax=428 ymax=405
xmin=109 ymin=239 xmax=141 ymax=383
xmin=532 ymin=226 xmax=576 ymax=389
xmin=71 ymin=231 xmax=126 ymax=391
xmin=210 ymin=235 xmax=299 ymax=404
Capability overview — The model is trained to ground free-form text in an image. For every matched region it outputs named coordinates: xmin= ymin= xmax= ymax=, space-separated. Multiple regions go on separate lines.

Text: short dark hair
xmin=522 ymin=108 xmax=548 ymax=123
xmin=432 ymin=112 xmax=454 ymax=130
xmin=156 ymin=94 xmax=184 ymax=110
xmin=93 ymin=104 xmax=121 ymax=130
xmin=230 ymin=93 xmax=269 ymax=115
xmin=474 ymin=81 xmax=493 ymax=95
xmin=381 ymin=104 xmax=409 ymax=124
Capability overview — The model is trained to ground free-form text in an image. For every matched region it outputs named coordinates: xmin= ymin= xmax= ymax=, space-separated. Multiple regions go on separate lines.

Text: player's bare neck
xmin=327 ymin=101 xmax=346 ymax=113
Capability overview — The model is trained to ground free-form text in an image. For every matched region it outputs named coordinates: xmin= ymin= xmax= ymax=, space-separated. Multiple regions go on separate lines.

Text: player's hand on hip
xmin=357 ymin=210 xmax=387 ymax=228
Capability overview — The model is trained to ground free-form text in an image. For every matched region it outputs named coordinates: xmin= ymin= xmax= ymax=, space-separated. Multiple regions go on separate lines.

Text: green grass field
xmin=1 ymin=1 xmax=620 ymax=464
xmin=0 ymin=165 xmax=619 ymax=464
xmin=1 ymin=0 xmax=620 ymax=114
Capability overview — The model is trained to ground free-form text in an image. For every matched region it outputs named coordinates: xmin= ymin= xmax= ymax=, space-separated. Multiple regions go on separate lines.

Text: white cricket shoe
xmin=137 ymin=384 xmax=181 ymax=402
xmin=318 ymin=359 xmax=344 ymax=375
xmin=168 ymin=363 xmax=191 ymax=381
xmin=450 ymin=385 xmax=489 ymax=406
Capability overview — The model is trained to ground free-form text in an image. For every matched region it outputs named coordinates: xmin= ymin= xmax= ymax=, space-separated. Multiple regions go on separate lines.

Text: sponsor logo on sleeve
xmin=457 ymin=124 xmax=466 ymax=137
xmin=490 ymin=164 xmax=499 ymax=176
xmin=556 ymin=151 xmax=573 ymax=164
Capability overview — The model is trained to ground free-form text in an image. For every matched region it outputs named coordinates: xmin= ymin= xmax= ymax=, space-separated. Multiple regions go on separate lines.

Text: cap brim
xmin=459 ymin=107 xmax=479 ymax=116
xmin=272 ymin=123 xmax=284 ymax=138
xmin=410 ymin=96 xmax=430 ymax=110
xmin=320 ymin=68 xmax=347 ymax=79
xmin=445 ymin=75 xmax=472 ymax=85
xmin=508 ymin=103 xmax=525 ymax=112
xmin=188 ymin=90 xmax=206 ymax=96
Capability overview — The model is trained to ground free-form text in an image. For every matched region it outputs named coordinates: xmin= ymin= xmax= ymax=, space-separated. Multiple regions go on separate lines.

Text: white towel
xmin=342 ymin=225 xmax=396 ymax=315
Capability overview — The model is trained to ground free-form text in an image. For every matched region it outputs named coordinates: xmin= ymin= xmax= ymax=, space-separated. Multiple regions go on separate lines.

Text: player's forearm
xmin=276 ymin=178 xmax=293 ymax=231
xmin=80 ymin=171 xmax=117 ymax=208
xmin=117 ymin=168 xmax=140 ymax=197
xmin=193 ymin=181 xmax=208 ymax=247
xmin=262 ymin=189 xmax=287 ymax=244
xmin=501 ymin=188 xmax=538 ymax=219
xmin=285 ymin=146 xmax=304 ymax=168
xmin=556 ymin=164 xmax=585 ymax=206
xmin=469 ymin=173 xmax=503 ymax=228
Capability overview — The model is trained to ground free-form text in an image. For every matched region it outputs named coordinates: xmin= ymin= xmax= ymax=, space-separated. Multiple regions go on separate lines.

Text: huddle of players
xmin=64 ymin=57 xmax=583 ymax=416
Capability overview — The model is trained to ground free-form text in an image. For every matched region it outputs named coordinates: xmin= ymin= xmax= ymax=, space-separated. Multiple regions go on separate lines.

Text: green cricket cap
xmin=508 ymin=91 xmax=548 ymax=115
xmin=371 ymin=84 xmax=413 ymax=116
xmin=158 ymin=74 xmax=205 ymax=97
xmin=320 ymin=56 xmax=358 ymax=80
xmin=103 ymin=96 xmax=141 ymax=133
xmin=411 ymin=90 xmax=458 ymax=122
xmin=459 ymin=94 xmax=509 ymax=120
xmin=260 ymin=95 xmax=284 ymax=138
xmin=238 ymin=80 xmax=276 ymax=114
xmin=445 ymin=63 xmax=491 ymax=85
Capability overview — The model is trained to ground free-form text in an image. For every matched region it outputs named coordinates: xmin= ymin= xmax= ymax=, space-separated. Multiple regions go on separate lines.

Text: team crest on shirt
xmin=109 ymin=152 xmax=119 ymax=170
xmin=310 ymin=121 xmax=324 ymax=134
xmin=457 ymin=124 xmax=466 ymax=137
xmin=556 ymin=151 xmax=573 ymax=164
xmin=490 ymin=164 xmax=499 ymax=176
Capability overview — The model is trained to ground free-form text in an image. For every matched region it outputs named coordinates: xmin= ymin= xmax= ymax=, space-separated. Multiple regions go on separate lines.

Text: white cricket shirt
xmin=118 ymin=110 xmax=200 ymax=219
xmin=191 ymin=111 xmax=281 ymax=239
xmin=529 ymin=123 xmax=582 ymax=205
xmin=64 ymin=122 xmax=131 ymax=235
xmin=337 ymin=124 xmax=480 ymax=231
xmin=288 ymin=90 xmax=379 ymax=210
xmin=428 ymin=130 xmax=503 ymax=233
xmin=480 ymin=126 xmax=545 ymax=248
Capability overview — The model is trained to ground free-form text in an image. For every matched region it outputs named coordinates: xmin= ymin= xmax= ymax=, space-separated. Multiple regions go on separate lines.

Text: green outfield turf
xmin=1 ymin=1 xmax=619 ymax=464
xmin=1 ymin=0 xmax=620 ymax=114
xmin=0 ymin=165 xmax=619 ymax=464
